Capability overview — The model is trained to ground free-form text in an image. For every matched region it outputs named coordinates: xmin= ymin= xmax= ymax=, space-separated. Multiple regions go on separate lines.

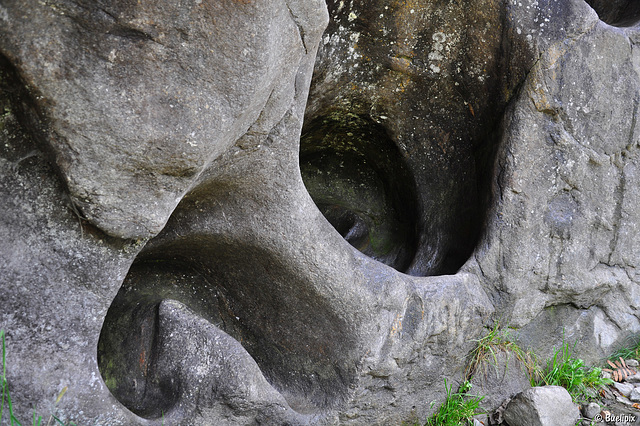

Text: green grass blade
xmin=51 ymin=415 xmax=64 ymax=425
xmin=2 ymin=330 xmax=6 ymax=423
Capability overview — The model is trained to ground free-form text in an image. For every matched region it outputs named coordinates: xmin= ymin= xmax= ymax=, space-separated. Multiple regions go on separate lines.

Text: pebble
xmin=630 ymin=386 xmax=640 ymax=402
xmin=625 ymin=372 xmax=640 ymax=383
xmin=616 ymin=395 xmax=633 ymax=406
xmin=581 ymin=402 xmax=601 ymax=419
xmin=626 ymin=359 xmax=639 ymax=368
xmin=613 ymin=382 xmax=634 ymax=397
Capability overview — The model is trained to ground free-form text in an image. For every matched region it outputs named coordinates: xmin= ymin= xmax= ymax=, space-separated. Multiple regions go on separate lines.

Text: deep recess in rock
xmin=98 ymin=261 xmax=209 ymax=418
xmin=299 ymin=113 xmax=419 ymax=273
xmin=585 ymin=0 xmax=640 ymax=26
xmin=99 ymin=238 xmax=356 ymax=418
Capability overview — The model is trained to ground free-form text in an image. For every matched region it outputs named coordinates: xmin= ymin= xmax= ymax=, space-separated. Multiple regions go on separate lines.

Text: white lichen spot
xmin=428 ymin=51 xmax=443 ymax=61
xmin=432 ymin=32 xmax=446 ymax=43
xmin=410 ymin=9 xmax=415 ymax=14
xmin=517 ymin=28 xmax=521 ymax=34
xmin=338 ymin=1 xmax=345 ymax=11
xmin=195 ymin=0 xmax=202 ymax=4
xmin=430 ymin=64 xmax=441 ymax=73
xmin=108 ymin=49 xmax=117 ymax=62
xmin=348 ymin=11 xmax=357 ymax=21
xmin=350 ymin=32 xmax=360 ymax=42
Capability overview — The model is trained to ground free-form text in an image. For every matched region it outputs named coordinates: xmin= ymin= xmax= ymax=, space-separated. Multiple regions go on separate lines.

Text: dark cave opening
xmin=585 ymin=0 xmax=640 ymax=27
xmin=299 ymin=112 xmax=420 ymax=273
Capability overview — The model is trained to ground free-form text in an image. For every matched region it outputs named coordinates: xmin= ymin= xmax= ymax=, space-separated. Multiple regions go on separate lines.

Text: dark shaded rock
xmin=502 ymin=386 xmax=580 ymax=426
xmin=585 ymin=0 xmax=640 ymax=27
xmin=304 ymin=0 xmax=537 ymax=276
xmin=299 ymin=113 xmax=420 ymax=272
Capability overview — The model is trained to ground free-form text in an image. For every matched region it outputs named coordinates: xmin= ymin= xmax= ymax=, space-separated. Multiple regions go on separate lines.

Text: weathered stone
xmin=470 ymin=349 xmax=532 ymax=416
xmin=614 ymin=382 xmax=634 ymax=398
xmin=616 ymin=395 xmax=634 ymax=407
xmin=1 ymin=0 xmax=640 ymax=424
xmin=581 ymin=402 xmax=601 ymax=419
xmin=305 ymin=0 xmax=537 ymax=276
xmin=502 ymin=386 xmax=580 ymax=426
xmin=466 ymin=0 xmax=640 ymax=366
xmin=0 ymin=0 xmax=328 ymax=240
xmin=629 ymin=386 xmax=640 ymax=402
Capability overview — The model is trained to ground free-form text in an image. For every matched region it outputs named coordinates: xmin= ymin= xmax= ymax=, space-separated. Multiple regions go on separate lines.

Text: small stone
xmin=630 ymin=386 xmax=640 ymax=402
xmin=602 ymin=370 xmax=613 ymax=380
xmin=616 ymin=395 xmax=633 ymax=406
xmin=581 ymin=402 xmax=600 ymax=419
xmin=613 ymin=381 xmax=634 ymax=397
xmin=503 ymin=386 xmax=580 ymax=426
xmin=625 ymin=372 xmax=640 ymax=383
xmin=625 ymin=359 xmax=639 ymax=368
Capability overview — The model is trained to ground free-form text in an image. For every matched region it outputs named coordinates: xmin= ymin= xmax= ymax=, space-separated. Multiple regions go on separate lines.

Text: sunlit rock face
xmin=1 ymin=0 xmax=640 ymax=424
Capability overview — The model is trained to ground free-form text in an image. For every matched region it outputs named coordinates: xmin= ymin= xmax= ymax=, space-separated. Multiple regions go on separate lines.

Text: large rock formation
xmin=0 ymin=0 xmax=639 ymax=424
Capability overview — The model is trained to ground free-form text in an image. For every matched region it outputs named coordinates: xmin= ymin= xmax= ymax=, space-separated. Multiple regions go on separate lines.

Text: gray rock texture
xmin=582 ymin=402 xmax=601 ymax=420
xmin=470 ymin=349 xmax=532 ymax=419
xmin=466 ymin=0 xmax=640 ymax=364
xmin=1 ymin=0 xmax=640 ymax=424
xmin=614 ymin=382 xmax=634 ymax=398
xmin=503 ymin=386 xmax=580 ymax=426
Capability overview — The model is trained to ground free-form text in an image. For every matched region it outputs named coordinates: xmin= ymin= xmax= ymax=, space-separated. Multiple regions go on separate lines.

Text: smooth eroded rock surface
xmin=503 ymin=386 xmax=580 ymax=426
xmin=1 ymin=0 xmax=640 ymax=424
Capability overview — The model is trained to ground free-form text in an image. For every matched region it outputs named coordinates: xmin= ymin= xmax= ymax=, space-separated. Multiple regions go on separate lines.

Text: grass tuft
xmin=608 ymin=336 xmax=640 ymax=363
xmin=536 ymin=333 xmax=613 ymax=402
xmin=424 ymin=379 xmax=484 ymax=426
xmin=466 ymin=322 xmax=540 ymax=386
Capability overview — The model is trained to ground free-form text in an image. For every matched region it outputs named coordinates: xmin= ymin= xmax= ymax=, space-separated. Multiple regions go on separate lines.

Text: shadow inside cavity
xmin=98 ymin=240 xmax=357 ymax=419
xmin=97 ymin=262 xmax=213 ymax=418
xmin=585 ymin=0 xmax=640 ymax=27
xmin=298 ymin=110 xmax=500 ymax=278
xmin=299 ymin=113 xmax=420 ymax=273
